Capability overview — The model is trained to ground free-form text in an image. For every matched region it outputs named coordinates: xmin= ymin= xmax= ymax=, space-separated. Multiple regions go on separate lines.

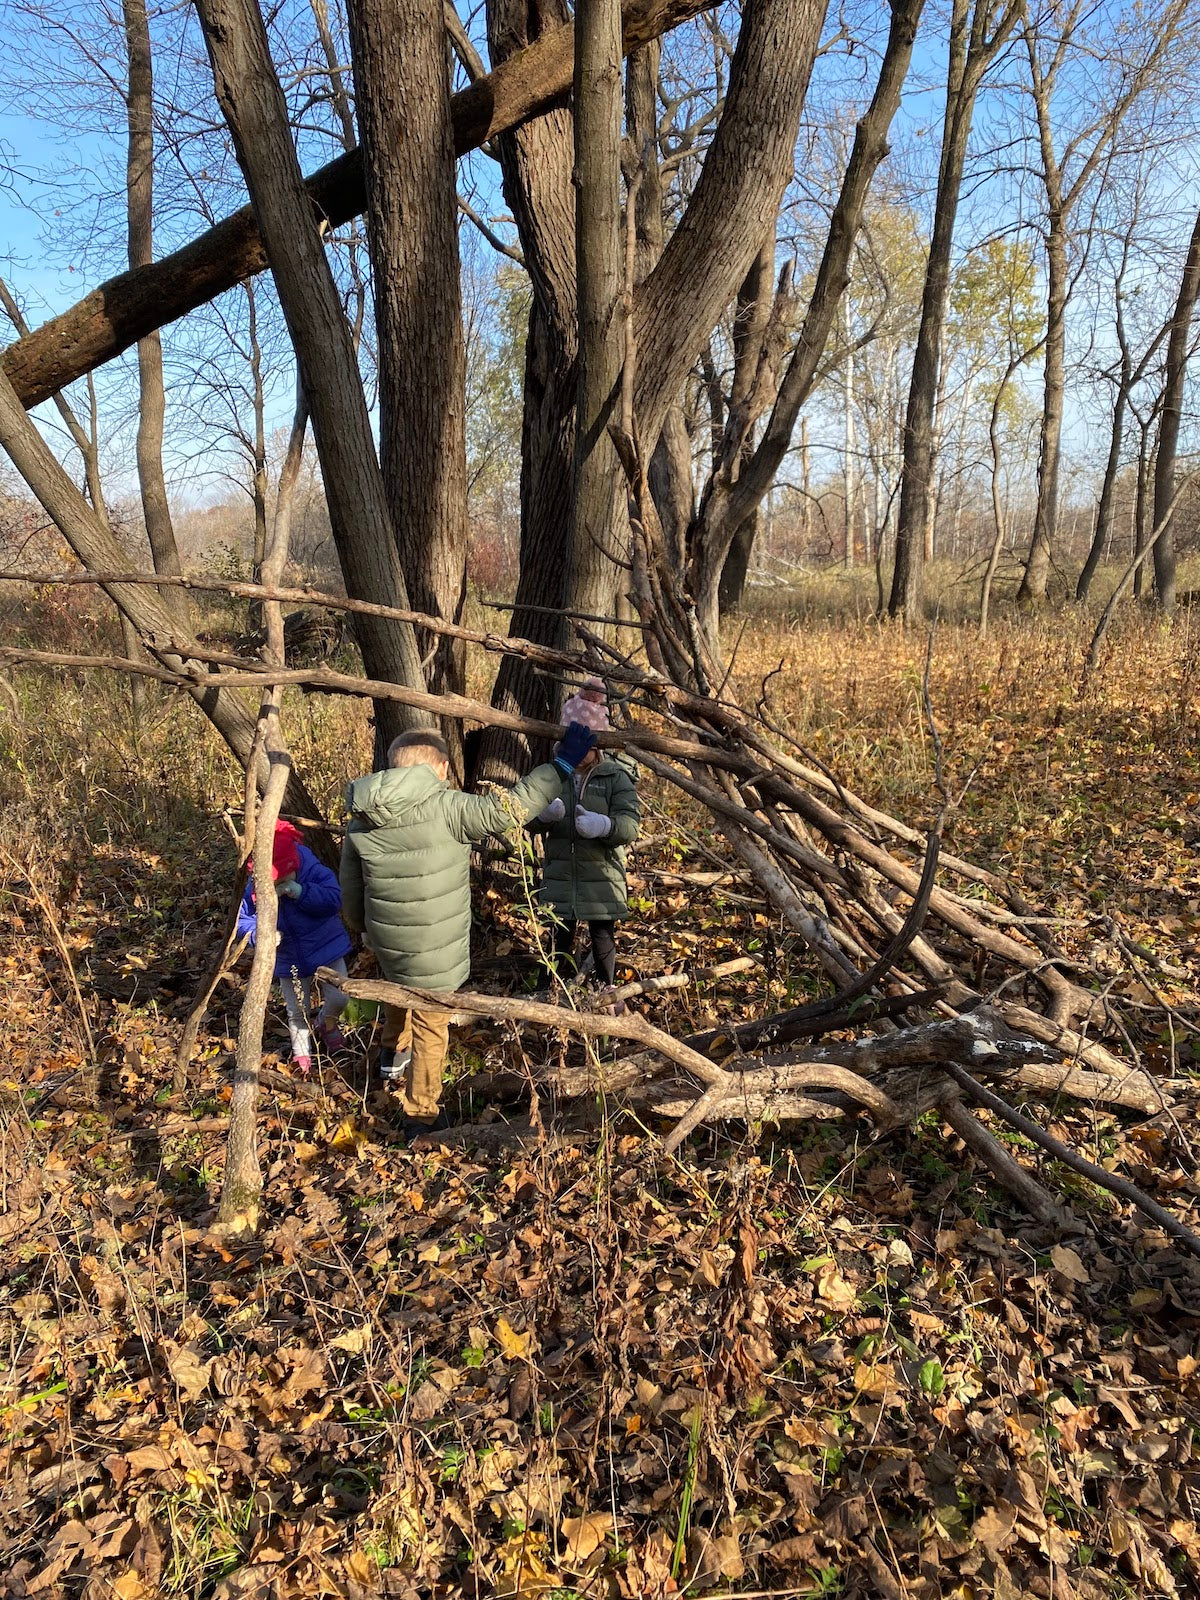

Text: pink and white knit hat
xmin=560 ymin=676 xmax=609 ymax=732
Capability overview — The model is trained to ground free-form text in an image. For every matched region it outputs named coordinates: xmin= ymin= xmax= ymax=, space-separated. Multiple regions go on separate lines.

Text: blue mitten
xmin=554 ymin=720 xmax=597 ymax=774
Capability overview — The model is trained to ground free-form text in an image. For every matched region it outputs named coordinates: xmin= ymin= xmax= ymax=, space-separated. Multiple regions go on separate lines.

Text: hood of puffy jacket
xmin=345 ymin=763 xmax=445 ymax=828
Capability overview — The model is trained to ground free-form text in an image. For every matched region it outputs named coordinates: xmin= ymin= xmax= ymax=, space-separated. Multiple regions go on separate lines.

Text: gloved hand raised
xmin=553 ymin=720 xmax=597 ymax=774
xmin=278 ymin=876 xmax=304 ymax=899
xmin=536 ymin=796 xmax=566 ymax=823
xmin=574 ymin=806 xmax=612 ymax=840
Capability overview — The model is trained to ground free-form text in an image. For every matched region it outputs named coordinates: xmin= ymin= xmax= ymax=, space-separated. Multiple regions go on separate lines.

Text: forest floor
xmin=1 ymin=574 xmax=1199 ymax=1599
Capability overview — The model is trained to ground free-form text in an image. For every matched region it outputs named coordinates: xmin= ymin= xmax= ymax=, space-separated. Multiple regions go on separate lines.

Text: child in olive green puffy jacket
xmin=341 ymin=722 xmax=596 ymax=1130
xmin=532 ymin=683 xmax=640 ymax=1003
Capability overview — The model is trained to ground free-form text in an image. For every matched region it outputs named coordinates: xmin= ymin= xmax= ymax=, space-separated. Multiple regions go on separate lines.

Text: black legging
xmin=550 ymin=918 xmax=617 ymax=987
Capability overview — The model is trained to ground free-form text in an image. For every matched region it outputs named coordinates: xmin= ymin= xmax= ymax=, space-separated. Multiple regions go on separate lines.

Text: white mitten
xmin=574 ymin=807 xmax=612 ymax=840
xmin=536 ymin=796 xmax=566 ymax=823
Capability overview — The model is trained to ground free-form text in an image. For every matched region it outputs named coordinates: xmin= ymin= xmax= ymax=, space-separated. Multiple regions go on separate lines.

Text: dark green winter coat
xmin=536 ymin=757 xmax=640 ymax=922
xmin=340 ymin=761 xmax=563 ymax=992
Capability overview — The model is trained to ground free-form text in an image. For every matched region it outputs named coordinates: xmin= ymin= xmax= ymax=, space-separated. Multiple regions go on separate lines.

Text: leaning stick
xmin=941 ymin=1062 xmax=1200 ymax=1261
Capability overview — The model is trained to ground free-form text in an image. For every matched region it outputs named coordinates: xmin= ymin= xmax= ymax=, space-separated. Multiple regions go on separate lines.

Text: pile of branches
xmin=3 ymin=565 xmax=1197 ymax=1247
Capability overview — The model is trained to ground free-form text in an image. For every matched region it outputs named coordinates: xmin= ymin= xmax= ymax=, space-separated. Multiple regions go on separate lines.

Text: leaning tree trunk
xmin=627 ymin=41 xmax=694 ymax=567
xmin=346 ymin=0 xmax=469 ymax=728
xmin=631 ymin=0 xmax=826 ymax=457
xmin=194 ymin=0 xmax=427 ymax=761
xmin=1150 ymin=205 xmax=1200 ymax=616
xmin=122 ymin=0 xmax=188 ymax=631
xmin=570 ymin=0 xmax=628 ymax=626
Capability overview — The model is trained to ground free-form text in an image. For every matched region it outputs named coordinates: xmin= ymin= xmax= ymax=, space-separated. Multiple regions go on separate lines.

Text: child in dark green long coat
xmin=532 ymin=680 xmax=640 ymax=1002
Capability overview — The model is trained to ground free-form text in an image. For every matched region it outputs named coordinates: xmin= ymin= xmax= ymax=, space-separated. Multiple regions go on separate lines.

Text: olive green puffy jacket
xmin=340 ymin=761 xmax=563 ymax=992
xmin=537 ymin=758 xmax=640 ymax=922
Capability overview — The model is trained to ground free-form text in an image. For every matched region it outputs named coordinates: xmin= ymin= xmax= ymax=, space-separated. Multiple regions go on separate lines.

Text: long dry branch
xmin=942 ymin=1061 xmax=1200 ymax=1261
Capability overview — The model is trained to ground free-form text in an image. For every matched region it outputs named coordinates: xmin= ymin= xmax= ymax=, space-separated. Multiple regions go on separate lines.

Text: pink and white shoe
xmin=293 ymin=1054 xmax=313 ymax=1076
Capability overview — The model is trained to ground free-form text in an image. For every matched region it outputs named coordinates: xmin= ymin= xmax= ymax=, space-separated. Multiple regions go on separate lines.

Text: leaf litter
xmin=2 ymin=612 xmax=1200 ymax=1597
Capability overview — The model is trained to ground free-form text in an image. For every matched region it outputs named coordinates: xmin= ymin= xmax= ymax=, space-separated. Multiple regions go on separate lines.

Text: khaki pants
xmin=381 ymin=1004 xmax=450 ymax=1123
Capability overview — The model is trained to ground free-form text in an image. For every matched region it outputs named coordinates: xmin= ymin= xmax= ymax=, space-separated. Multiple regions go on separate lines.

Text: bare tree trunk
xmin=843 ymin=294 xmax=857 ymax=570
xmin=693 ymin=235 xmax=775 ymax=636
xmin=570 ymin=0 xmax=627 ymax=624
xmin=1150 ymin=205 xmax=1200 ymax=616
xmin=1133 ymin=421 xmax=1151 ymax=602
xmin=217 ymin=736 xmax=288 ymax=1236
xmin=631 ymin=0 xmax=827 ymax=454
xmin=346 ymin=0 xmax=469 ymax=729
xmin=246 ymin=281 xmax=269 ymax=634
xmin=1018 ymin=223 xmax=1066 ymax=604
xmin=979 ymin=353 xmax=1028 ymax=633
xmin=890 ymin=0 xmax=1016 ymax=620
xmin=217 ymin=347 xmax=303 ymax=1237
xmin=122 ymin=0 xmax=188 ymax=629
xmin=474 ymin=0 xmax=578 ymax=784
xmin=1077 ymin=299 xmax=1132 ymax=602
xmin=194 ymin=0 xmax=427 ymax=762
xmin=274 ymin=376 xmax=310 ymax=561
xmin=718 ymin=508 xmax=759 ymax=612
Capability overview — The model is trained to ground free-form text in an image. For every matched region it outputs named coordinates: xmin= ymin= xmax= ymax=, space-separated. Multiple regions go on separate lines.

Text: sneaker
xmin=378 ymin=1047 xmax=411 ymax=1082
xmin=315 ymin=1017 xmax=347 ymax=1054
xmin=293 ymin=1054 xmax=313 ymax=1076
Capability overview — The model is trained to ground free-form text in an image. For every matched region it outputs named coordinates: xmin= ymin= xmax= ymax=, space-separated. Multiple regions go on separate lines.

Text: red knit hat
xmin=271 ymin=820 xmax=303 ymax=881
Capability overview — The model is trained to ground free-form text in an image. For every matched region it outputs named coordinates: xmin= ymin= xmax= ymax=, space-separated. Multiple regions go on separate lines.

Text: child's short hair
xmin=388 ymin=728 xmax=450 ymax=768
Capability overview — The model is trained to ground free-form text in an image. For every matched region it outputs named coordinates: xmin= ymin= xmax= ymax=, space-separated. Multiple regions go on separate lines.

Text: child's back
xmin=341 ymin=751 xmax=563 ymax=992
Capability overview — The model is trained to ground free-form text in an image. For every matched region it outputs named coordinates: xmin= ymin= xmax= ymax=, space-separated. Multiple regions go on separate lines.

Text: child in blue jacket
xmin=237 ymin=820 xmax=352 ymax=1073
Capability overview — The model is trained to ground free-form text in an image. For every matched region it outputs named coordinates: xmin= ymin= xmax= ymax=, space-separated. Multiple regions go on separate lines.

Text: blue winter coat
xmin=237 ymin=844 xmax=352 ymax=980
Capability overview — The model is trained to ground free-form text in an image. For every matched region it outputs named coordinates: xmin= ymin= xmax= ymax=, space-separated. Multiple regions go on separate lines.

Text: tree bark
xmin=217 ymin=741 xmax=288 ymax=1236
xmin=1018 ymin=220 xmax=1066 ymax=604
xmin=718 ymin=509 xmax=758 ymax=612
xmin=194 ymin=0 xmax=427 ymax=760
xmin=1150 ymin=205 xmax=1200 ymax=616
xmin=692 ymin=235 xmax=775 ymax=636
xmin=630 ymin=0 xmax=827 ymax=455
xmin=474 ymin=0 xmax=580 ymax=783
xmin=1076 ymin=284 xmax=1133 ymax=602
xmin=122 ymin=0 xmax=188 ymax=629
xmin=687 ymin=0 xmax=923 ymax=603
xmin=890 ymin=0 xmax=1016 ymax=621
xmin=346 ymin=0 xmax=469 ymax=723
xmin=4 ymin=0 xmax=713 ymax=412
xmin=570 ymin=0 xmax=628 ymax=624
xmin=628 ymin=40 xmax=694 ymax=564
